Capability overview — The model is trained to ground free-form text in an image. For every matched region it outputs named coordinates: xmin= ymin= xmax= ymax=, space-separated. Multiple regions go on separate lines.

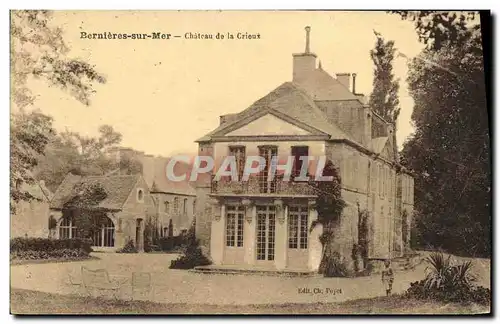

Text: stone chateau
xmin=194 ymin=26 xmax=415 ymax=272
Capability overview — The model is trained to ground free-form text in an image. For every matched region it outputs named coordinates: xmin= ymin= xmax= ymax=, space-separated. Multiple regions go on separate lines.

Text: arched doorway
xmin=59 ymin=212 xmax=78 ymax=239
xmin=91 ymin=214 xmax=115 ymax=248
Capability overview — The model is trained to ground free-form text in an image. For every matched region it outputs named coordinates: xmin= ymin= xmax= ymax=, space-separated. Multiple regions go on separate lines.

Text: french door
xmin=258 ymin=146 xmax=278 ymax=193
xmin=256 ymin=205 xmax=276 ymax=262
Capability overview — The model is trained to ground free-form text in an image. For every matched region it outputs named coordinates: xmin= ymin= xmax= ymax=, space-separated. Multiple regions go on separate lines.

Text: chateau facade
xmin=195 ymin=27 xmax=414 ymax=271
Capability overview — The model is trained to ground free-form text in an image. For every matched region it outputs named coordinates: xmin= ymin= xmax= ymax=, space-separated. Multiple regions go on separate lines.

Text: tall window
xmin=59 ymin=214 xmax=77 ymax=239
xmin=378 ymin=164 xmax=383 ymax=197
xmin=288 ymin=206 xmax=309 ymax=249
xmin=258 ymin=146 xmax=278 ymax=193
xmin=193 ymin=199 xmax=196 ymax=214
xmin=371 ymin=163 xmax=376 ymax=193
xmin=291 ymin=146 xmax=309 ymax=178
xmin=164 ymin=201 xmax=170 ymax=213
xmin=256 ymin=205 xmax=276 ymax=260
xmin=183 ymin=198 xmax=188 ymax=215
xmin=383 ymin=167 xmax=387 ymax=197
xmin=173 ymin=197 xmax=179 ymax=213
xmin=225 ymin=205 xmax=244 ymax=247
xmin=229 ymin=146 xmax=246 ymax=180
xmin=92 ymin=215 xmax=115 ymax=247
xmin=388 ymin=170 xmax=392 ymax=201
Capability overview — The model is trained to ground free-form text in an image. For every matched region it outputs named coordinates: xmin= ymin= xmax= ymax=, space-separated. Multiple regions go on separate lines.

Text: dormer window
xmin=137 ymin=189 xmax=144 ymax=202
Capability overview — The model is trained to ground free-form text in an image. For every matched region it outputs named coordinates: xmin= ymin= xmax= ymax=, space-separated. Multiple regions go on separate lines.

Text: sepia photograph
xmin=9 ymin=10 xmax=491 ymax=315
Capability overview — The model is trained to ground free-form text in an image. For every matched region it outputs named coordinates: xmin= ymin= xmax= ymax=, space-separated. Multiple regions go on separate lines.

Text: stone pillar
xmin=308 ymin=199 xmax=322 ymax=272
xmin=111 ymin=213 xmax=125 ymax=250
xmin=243 ymin=199 xmax=256 ymax=265
xmin=137 ymin=218 xmax=145 ymax=252
xmin=274 ymin=199 xmax=287 ymax=270
xmin=210 ymin=199 xmax=224 ymax=265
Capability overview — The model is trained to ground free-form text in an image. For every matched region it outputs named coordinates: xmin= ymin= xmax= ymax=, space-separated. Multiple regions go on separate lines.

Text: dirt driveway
xmin=10 ymin=252 xmax=490 ymax=305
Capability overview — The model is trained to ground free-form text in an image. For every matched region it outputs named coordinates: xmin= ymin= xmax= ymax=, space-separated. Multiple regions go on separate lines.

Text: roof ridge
xmin=197 ymin=82 xmax=293 ymax=141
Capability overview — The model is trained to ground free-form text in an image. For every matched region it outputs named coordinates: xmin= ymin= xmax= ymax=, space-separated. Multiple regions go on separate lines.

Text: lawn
xmin=10 ymin=288 xmax=490 ymax=315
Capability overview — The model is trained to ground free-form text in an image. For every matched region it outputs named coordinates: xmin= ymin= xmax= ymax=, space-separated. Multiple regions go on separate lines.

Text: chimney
xmin=352 ymin=73 xmax=357 ymax=94
xmin=292 ymin=26 xmax=317 ymax=83
xmin=336 ymin=73 xmax=351 ymax=90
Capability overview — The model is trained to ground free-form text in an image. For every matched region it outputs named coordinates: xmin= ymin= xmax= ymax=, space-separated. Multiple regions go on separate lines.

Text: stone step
xmin=192 ymin=266 xmax=320 ymax=277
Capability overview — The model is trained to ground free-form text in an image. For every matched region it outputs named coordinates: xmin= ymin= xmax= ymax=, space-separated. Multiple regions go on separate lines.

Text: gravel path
xmin=10 ymin=252 xmax=490 ymax=306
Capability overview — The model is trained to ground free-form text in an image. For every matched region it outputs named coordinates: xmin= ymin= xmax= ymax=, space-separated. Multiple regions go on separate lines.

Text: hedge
xmin=11 ymin=249 xmax=90 ymax=261
xmin=10 ymin=237 xmax=93 ymax=254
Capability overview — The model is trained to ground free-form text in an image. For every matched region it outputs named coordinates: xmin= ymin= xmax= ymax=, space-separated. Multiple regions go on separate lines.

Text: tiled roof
xmin=50 ymin=174 xmax=140 ymax=210
xmin=296 ymin=68 xmax=361 ymax=101
xmin=197 ymin=81 xmax=355 ymax=142
xmin=196 ymin=82 xmax=297 ymax=142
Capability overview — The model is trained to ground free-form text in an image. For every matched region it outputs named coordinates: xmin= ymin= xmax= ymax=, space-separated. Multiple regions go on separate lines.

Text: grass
xmin=10 ymin=288 xmax=490 ymax=315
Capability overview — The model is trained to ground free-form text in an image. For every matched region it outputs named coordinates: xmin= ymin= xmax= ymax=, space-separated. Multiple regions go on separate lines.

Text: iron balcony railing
xmin=210 ymin=174 xmax=316 ymax=196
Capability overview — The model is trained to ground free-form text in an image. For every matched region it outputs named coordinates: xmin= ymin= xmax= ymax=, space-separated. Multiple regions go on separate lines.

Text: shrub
xmin=169 ymin=221 xmax=211 ymax=269
xmin=116 ymin=239 xmax=138 ymax=253
xmin=169 ymin=247 xmax=211 ymax=269
xmin=10 ymin=237 xmax=93 ymax=254
xmin=157 ymin=235 xmax=187 ymax=252
xmin=322 ymin=252 xmax=351 ymax=277
xmin=11 ymin=248 xmax=90 ymax=260
xmin=405 ymin=252 xmax=491 ymax=305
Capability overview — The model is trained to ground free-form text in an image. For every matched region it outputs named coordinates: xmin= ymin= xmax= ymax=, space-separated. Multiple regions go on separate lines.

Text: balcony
xmin=210 ymin=174 xmax=317 ymax=197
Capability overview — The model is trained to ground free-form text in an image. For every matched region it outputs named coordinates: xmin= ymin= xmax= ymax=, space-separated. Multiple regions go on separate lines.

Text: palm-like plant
xmin=450 ymin=261 xmax=476 ymax=287
xmin=423 ymin=252 xmax=475 ymax=290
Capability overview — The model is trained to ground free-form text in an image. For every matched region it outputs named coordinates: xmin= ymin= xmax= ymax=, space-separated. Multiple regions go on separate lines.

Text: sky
xmin=26 ymin=11 xmax=425 ymax=157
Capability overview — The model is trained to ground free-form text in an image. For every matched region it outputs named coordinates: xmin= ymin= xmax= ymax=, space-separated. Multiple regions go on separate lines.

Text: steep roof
xmin=297 ymin=68 xmax=361 ymax=101
xmin=146 ymin=157 xmax=197 ymax=196
xmin=197 ymin=82 xmax=355 ymax=143
xmin=50 ymin=174 xmax=141 ymax=210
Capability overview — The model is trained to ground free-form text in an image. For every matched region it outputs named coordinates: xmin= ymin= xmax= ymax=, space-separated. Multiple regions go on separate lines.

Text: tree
xmin=10 ymin=110 xmax=55 ymax=212
xmin=11 ymin=10 xmax=105 ymax=108
xmin=397 ymin=12 xmax=489 ymax=256
xmin=369 ymin=32 xmax=400 ymax=123
xmin=390 ymin=11 xmax=478 ymax=51
xmin=308 ymin=160 xmax=347 ymax=276
xmin=34 ymin=124 xmax=125 ymax=191
xmin=119 ymin=154 xmax=143 ymax=175
xmin=10 ymin=10 xmax=106 ymax=208
xmin=61 ymin=125 xmax=122 ymax=162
